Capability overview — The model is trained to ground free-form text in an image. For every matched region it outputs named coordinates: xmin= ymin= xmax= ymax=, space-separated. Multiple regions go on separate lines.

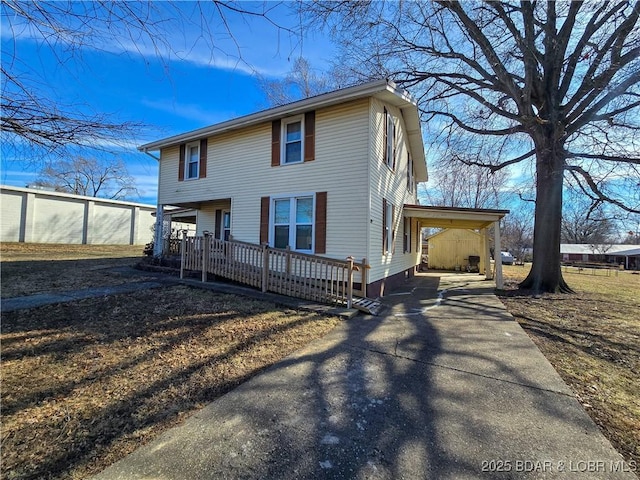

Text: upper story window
xmin=178 ymin=138 xmax=207 ymax=182
xmin=407 ymin=153 xmax=415 ymax=193
xmin=271 ymin=111 xmax=315 ymax=167
xmin=186 ymin=141 xmax=200 ymax=179
xmin=384 ymin=107 xmax=396 ymax=170
xmin=282 ymin=116 xmax=303 ymax=164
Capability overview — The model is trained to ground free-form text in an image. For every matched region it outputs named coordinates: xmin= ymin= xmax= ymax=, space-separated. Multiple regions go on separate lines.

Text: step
xmin=352 ymin=296 xmax=385 ymax=315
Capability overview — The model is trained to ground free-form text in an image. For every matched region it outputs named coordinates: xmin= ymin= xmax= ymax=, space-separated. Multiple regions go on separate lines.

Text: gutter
xmin=138 ymin=79 xmax=411 ymax=152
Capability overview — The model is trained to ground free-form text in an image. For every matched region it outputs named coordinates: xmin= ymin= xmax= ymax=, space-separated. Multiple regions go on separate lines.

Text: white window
xmin=383 ymin=199 xmax=394 ymax=254
xmin=186 ymin=141 xmax=199 ymax=179
xmin=221 ymin=210 xmax=231 ymax=241
xmin=403 ymin=217 xmax=411 ymax=253
xmin=272 ymin=195 xmax=314 ymax=252
xmin=385 ymin=109 xmax=395 ymax=170
xmin=407 ymin=153 xmax=415 ymax=193
xmin=282 ymin=116 xmax=304 ymax=164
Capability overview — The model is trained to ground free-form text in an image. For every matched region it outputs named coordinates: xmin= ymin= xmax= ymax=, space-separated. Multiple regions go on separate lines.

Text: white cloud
xmin=2 ymin=4 xmax=333 ymax=79
xmin=139 ymin=98 xmax=235 ymax=126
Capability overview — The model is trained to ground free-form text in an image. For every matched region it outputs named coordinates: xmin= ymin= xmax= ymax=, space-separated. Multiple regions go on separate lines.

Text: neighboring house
xmin=0 ymin=185 xmax=155 ymax=245
xmin=426 ymin=229 xmax=487 ymax=273
xmin=561 ymin=244 xmax=640 ymax=270
xmin=140 ymin=80 xmax=508 ymax=296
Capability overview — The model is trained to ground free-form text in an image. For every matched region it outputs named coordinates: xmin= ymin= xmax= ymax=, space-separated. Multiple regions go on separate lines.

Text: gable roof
xmin=138 ymin=79 xmax=427 ymax=182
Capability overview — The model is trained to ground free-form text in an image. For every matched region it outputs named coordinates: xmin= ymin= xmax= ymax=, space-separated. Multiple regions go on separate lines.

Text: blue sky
xmin=1 ymin=2 xmax=336 ymax=204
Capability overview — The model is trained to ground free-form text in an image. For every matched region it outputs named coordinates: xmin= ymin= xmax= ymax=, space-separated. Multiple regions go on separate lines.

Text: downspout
xmin=142 ymin=149 xmax=160 ymax=161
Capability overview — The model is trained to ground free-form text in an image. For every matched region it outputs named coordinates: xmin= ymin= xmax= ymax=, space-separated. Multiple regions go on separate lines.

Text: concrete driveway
xmin=92 ymin=272 xmax=635 ymax=479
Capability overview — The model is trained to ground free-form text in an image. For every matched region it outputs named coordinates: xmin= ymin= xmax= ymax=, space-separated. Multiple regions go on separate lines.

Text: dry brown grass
xmin=498 ymin=265 xmax=640 ymax=467
xmin=0 ymin=244 xmax=341 ymax=479
xmin=1 ymin=243 xmax=148 ymax=298
xmin=1 ymin=287 xmax=341 ymax=480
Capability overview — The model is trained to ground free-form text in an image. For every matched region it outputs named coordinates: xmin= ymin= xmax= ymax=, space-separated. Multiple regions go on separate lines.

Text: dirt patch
xmin=498 ymin=266 xmax=640 ymax=468
xmin=1 ymin=285 xmax=341 ymax=480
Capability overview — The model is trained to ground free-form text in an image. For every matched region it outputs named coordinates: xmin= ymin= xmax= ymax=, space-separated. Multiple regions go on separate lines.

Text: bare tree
xmin=259 ymin=57 xmax=333 ymax=106
xmin=501 ymin=204 xmax=534 ymax=261
xmin=561 ymin=189 xmax=616 ymax=244
xmin=35 ymin=157 xmax=139 ymax=200
xmin=306 ymin=1 xmax=640 ymax=293
xmin=1 ymin=1 xmax=294 ymax=159
xmin=421 ymin=158 xmax=510 ymax=209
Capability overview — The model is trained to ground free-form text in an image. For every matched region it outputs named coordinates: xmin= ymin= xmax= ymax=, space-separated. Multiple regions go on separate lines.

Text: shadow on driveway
xmin=92 ymin=272 xmax=635 ymax=479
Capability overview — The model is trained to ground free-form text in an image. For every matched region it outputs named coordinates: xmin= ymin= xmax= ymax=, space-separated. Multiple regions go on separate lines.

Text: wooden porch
xmin=179 ymin=235 xmax=381 ymax=313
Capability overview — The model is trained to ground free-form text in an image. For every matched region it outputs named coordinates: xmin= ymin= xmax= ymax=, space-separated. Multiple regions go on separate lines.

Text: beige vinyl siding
xmin=197 ymin=199 xmax=232 ymax=236
xmin=158 ymin=99 xmax=371 ymax=260
xmin=367 ymin=98 xmax=421 ymax=283
xmin=157 ymin=145 xmax=181 ymax=205
xmin=427 ymin=229 xmax=486 ymax=272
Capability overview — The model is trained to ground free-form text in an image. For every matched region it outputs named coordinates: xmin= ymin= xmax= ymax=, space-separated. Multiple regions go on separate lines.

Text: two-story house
xmin=140 ymin=79 xmax=506 ymax=297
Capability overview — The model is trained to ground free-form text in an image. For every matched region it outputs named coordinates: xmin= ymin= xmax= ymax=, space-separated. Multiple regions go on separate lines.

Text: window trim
xmin=270 ymin=192 xmax=316 ymax=253
xmin=384 ymin=108 xmax=396 ymax=171
xmin=221 ymin=209 xmax=231 ymax=242
xmin=185 ymin=141 xmax=200 ymax=180
xmin=383 ymin=198 xmax=394 ymax=255
xmin=281 ymin=115 xmax=305 ymax=165
xmin=407 ymin=153 xmax=415 ymax=194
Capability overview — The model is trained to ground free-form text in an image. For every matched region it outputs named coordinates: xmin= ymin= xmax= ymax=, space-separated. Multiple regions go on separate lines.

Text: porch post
xmin=153 ymin=204 xmax=164 ymax=257
xmin=483 ymin=228 xmax=493 ymax=280
xmin=494 ymin=221 xmax=504 ymax=289
xmin=180 ymin=230 xmax=188 ymax=279
xmin=346 ymin=256 xmax=354 ymax=309
xmin=202 ymin=231 xmax=211 ymax=283
xmin=261 ymin=244 xmax=269 ymax=293
xmin=361 ymin=257 xmax=368 ymax=298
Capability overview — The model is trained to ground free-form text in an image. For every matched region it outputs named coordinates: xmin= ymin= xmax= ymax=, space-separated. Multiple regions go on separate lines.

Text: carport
xmin=403 ymin=204 xmax=509 ymax=288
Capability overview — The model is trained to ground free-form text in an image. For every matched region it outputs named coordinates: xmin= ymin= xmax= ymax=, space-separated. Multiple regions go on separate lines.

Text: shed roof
xmin=404 ymin=204 xmax=509 ymax=229
xmin=138 ymin=79 xmax=427 ymax=182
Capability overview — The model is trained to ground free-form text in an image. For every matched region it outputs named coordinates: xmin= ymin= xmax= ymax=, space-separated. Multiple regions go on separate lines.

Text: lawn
xmin=498 ymin=265 xmax=640 ymax=468
xmin=1 ymin=243 xmax=149 ymax=298
xmin=1 ymin=244 xmax=341 ymax=480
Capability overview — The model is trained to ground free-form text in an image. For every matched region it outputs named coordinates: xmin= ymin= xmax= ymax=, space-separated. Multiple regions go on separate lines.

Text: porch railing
xmin=180 ymin=235 xmax=368 ymax=308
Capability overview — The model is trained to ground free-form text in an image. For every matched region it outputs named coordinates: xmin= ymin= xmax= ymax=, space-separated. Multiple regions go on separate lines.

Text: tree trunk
xmin=519 ymin=134 xmax=573 ymax=293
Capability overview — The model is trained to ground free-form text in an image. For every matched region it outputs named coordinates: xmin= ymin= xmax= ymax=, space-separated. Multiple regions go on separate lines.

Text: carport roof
xmin=404 ymin=204 xmax=509 ymax=229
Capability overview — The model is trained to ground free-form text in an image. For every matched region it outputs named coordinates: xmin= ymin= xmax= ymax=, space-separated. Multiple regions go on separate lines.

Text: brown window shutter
xmin=383 ymin=107 xmax=388 ymax=165
xmin=315 ymin=191 xmax=327 ymax=254
xmin=271 ymin=120 xmax=281 ymax=167
xmin=260 ymin=197 xmax=270 ymax=244
xmin=178 ymin=144 xmax=185 ymax=181
xmin=382 ymin=198 xmax=388 ymax=254
xmin=214 ymin=209 xmax=222 ymax=240
xmin=392 ymin=122 xmax=397 ymax=170
xmin=199 ymin=138 xmax=207 ymax=178
xmin=304 ymin=111 xmax=315 ymax=162
xmin=392 ymin=204 xmax=396 ymax=254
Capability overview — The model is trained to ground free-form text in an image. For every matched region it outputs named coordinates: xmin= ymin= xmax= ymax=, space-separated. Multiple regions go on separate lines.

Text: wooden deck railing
xmin=180 ymin=235 xmax=368 ymax=307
